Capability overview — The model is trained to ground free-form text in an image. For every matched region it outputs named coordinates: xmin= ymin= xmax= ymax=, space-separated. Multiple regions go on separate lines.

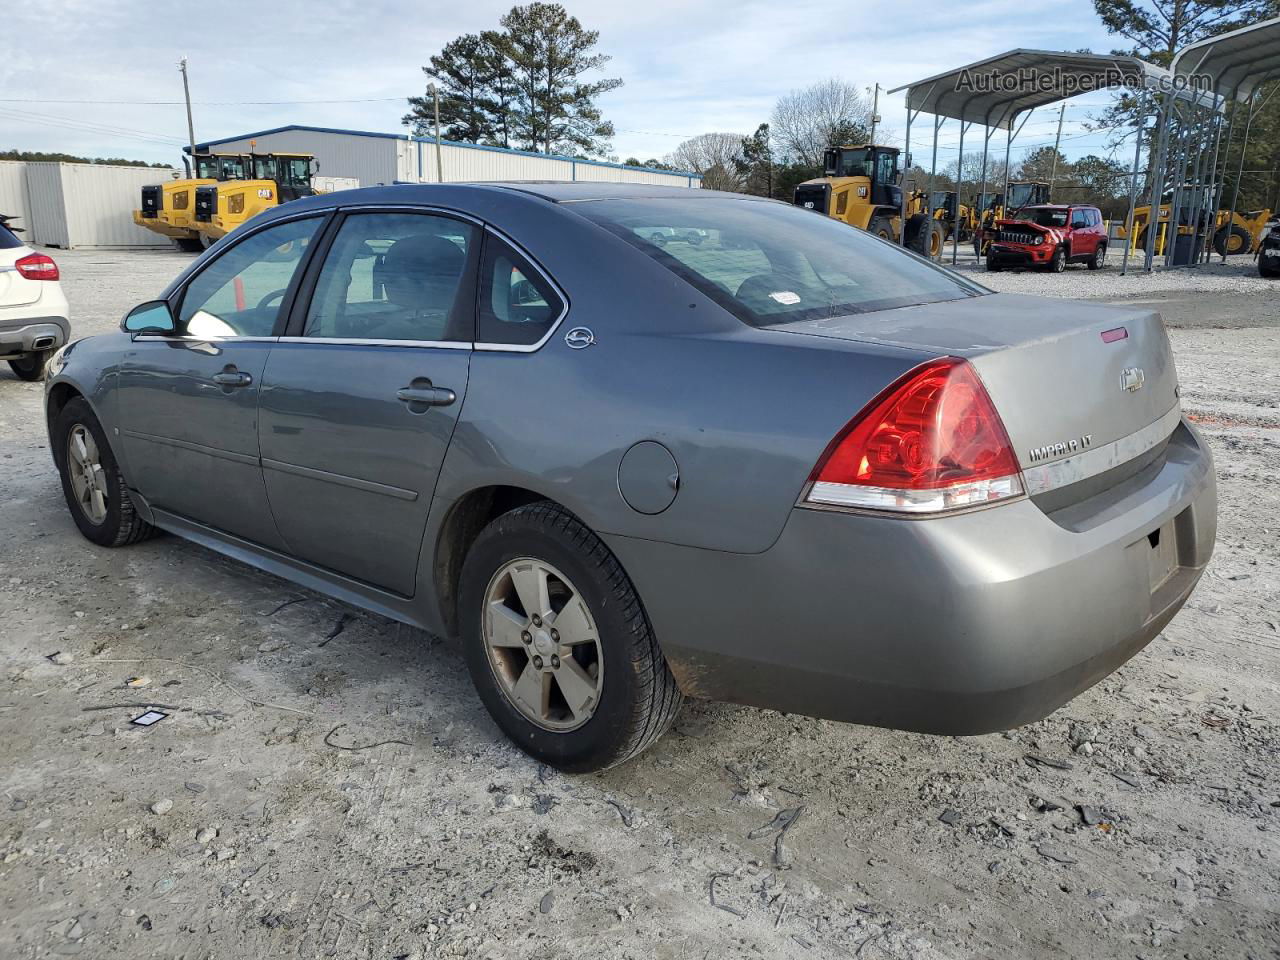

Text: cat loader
xmin=133 ymin=153 xmax=250 ymax=251
xmin=793 ymin=145 xmax=943 ymax=258
xmin=1114 ymin=189 xmax=1273 ymax=258
xmin=191 ymin=152 xmax=319 ymax=244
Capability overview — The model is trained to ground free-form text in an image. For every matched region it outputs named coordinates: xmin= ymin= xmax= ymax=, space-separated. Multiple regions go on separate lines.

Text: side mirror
xmin=123 ymin=300 xmax=176 ymax=335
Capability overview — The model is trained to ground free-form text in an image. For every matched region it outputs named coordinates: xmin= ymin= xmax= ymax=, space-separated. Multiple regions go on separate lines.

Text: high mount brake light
xmin=805 ymin=357 xmax=1024 ymax=514
xmin=14 ymin=252 xmax=59 ymax=281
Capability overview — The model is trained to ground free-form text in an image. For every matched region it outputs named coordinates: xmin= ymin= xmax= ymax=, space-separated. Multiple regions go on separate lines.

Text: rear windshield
xmin=575 ymin=198 xmax=985 ymax=327
xmin=1028 ymin=209 xmax=1069 ymax=227
xmin=0 ymin=223 xmax=22 ymax=249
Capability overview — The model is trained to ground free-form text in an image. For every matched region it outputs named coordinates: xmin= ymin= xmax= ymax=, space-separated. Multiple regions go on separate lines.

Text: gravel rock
xmin=150 ymin=798 xmax=173 ymax=816
xmin=196 ymin=827 xmax=217 ymax=844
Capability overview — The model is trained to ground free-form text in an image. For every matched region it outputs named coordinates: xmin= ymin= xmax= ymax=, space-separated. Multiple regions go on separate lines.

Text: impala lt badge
xmin=1120 ymin=367 xmax=1145 ymax=392
xmin=1028 ymin=434 xmax=1094 ymax=463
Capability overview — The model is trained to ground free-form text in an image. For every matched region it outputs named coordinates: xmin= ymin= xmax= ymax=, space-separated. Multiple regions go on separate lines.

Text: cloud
xmin=0 ymin=0 xmax=1121 ymax=167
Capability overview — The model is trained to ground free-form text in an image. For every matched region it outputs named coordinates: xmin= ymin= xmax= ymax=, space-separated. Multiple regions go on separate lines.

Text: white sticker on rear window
xmin=769 ymin=291 xmax=801 ymax=305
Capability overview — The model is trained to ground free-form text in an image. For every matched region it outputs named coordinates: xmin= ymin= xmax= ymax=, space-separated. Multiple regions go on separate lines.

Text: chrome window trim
xmin=131 ymin=335 xmax=279 ymax=343
xmin=1021 ymin=404 xmax=1183 ymax=497
xmin=276 ymin=336 xmax=470 ymax=350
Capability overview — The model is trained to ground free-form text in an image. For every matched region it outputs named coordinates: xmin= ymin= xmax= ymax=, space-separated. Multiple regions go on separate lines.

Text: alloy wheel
xmin=482 ymin=558 xmax=603 ymax=731
xmin=66 ymin=424 xmax=108 ymax=525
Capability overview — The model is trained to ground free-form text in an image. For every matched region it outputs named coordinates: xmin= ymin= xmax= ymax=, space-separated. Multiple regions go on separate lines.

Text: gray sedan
xmin=45 ymin=184 xmax=1216 ymax=771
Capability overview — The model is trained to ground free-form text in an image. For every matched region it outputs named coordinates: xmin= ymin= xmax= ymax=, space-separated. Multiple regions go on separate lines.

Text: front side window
xmin=178 ymin=216 xmax=321 ymax=338
xmin=1071 ymin=209 xmax=1089 ymax=228
xmin=577 ymin=197 xmax=984 ymax=328
xmin=304 ymin=212 xmax=476 ymax=342
xmin=478 ymin=238 xmax=564 ymax=346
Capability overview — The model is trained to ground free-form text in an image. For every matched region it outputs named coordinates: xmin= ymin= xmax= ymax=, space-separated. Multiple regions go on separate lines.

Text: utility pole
xmin=868 ymin=84 xmax=881 ymax=144
xmin=428 ymin=83 xmax=444 ymax=183
xmin=1048 ymin=101 xmax=1066 ymax=198
xmin=178 ymin=58 xmax=196 ymax=162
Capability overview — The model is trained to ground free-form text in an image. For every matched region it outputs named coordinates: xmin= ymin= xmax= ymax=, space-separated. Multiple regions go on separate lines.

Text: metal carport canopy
xmin=1174 ymin=16 xmax=1280 ymax=100
xmin=888 ymin=50 xmax=1176 ymax=129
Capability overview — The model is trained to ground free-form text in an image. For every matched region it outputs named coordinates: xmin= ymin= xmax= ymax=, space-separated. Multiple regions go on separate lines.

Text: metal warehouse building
xmin=191 ymin=125 xmax=703 ymax=189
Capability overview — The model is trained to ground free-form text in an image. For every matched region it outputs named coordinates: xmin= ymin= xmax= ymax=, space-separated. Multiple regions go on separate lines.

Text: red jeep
xmin=986 ymin=204 xmax=1108 ymax=272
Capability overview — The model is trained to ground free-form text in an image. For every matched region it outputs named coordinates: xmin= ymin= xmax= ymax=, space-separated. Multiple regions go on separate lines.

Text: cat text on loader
xmin=132 ymin=153 xmax=250 ymax=251
xmin=192 ymin=153 xmax=318 ymax=243
xmin=793 ymin=145 xmax=942 ymax=258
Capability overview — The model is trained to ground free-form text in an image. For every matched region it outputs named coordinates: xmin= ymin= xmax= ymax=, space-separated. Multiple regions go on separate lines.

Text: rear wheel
xmin=458 ymin=502 xmax=681 ymax=772
xmin=910 ymin=219 xmax=941 ymax=259
xmin=7 ymin=350 xmax=53 ymax=382
xmin=1088 ymin=243 xmax=1107 ymax=270
xmin=866 ymin=216 xmax=893 ymax=242
xmin=1214 ymin=224 xmax=1252 ymax=257
xmin=54 ymin=398 xmax=155 ymax=547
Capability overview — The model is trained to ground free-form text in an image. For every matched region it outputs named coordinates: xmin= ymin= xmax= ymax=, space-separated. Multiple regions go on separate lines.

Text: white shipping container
xmin=4 ymin=162 xmax=179 ymax=248
xmin=0 ymin=160 xmax=31 ymax=231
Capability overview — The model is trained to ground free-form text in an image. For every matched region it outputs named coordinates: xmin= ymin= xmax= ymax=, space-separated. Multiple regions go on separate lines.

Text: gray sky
xmin=2 ymin=0 xmax=1125 ymax=169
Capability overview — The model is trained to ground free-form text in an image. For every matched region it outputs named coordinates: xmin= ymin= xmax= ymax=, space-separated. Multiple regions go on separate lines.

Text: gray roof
xmin=889 ymin=50 xmax=1209 ymax=129
xmin=1174 ymin=16 xmax=1280 ymax=101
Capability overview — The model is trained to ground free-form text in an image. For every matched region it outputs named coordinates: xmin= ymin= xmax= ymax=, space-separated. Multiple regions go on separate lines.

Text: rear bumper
xmin=607 ymin=418 xmax=1216 ymax=735
xmin=0 ymin=315 xmax=70 ymax=357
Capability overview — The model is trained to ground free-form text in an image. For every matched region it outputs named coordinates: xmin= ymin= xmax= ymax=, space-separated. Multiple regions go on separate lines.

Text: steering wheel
xmin=256 ymin=288 xmax=288 ymax=310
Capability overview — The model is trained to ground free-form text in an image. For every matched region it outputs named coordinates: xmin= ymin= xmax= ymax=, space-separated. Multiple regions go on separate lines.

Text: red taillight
xmin=806 ymin=357 xmax=1024 ymax=513
xmin=15 ymin=252 xmax=59 ymax=281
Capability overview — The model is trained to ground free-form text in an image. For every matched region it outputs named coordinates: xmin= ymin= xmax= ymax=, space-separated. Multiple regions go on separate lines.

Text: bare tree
xmin=666 ymin=133 xmax=748 ymax=191
xmin=771 ymin=79 xmax=873 ymax=167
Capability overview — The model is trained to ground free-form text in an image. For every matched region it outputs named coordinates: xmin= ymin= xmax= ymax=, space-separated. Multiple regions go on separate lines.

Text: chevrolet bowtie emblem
xmin=1120 ymin=367 xmax=1145 ymax=392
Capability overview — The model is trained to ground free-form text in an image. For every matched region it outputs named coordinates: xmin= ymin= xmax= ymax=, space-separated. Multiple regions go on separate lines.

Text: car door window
xmin=303 ymin=212 xmax=476 ymax=342
xmin=177 ymin=217 xmax=321 ymax=338
xmin=477 ymin=238 xmax=565 ymax=346
xmin=1071 ymin=210 xmax=1089 ymax=229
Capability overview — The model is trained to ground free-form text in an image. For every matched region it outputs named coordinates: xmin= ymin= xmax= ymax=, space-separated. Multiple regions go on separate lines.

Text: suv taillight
xmin=805 ymin=357 xmax=1024 ymax=513
xmin=15 ymin=252 xmax=59 ymax=281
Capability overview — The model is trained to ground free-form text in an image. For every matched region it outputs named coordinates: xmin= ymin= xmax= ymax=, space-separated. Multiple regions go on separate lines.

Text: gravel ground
xmin=1 ymin=248 xmax=1277 ymax=960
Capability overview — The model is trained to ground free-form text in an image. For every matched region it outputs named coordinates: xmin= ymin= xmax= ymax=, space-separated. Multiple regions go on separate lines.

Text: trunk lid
xmin=775 ymin=292 xmax=1179 ymax=472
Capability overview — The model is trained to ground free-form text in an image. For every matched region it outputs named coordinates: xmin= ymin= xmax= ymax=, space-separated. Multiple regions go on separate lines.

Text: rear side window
xmin=576 ymin=197 xmax=983 ymax=328
xmin=0 ymin=224 xmax=22 ymax=249
xmin=477 ymin=237 xmax=564 ymax=346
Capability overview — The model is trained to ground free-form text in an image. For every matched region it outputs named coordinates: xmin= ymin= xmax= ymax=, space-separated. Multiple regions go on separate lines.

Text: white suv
xmin=0 ymin=219 xmax=70 ymax=381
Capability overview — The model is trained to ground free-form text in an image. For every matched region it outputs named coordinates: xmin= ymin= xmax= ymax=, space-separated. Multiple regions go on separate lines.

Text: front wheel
xmin=7 ymin=350 xmax=53 ymax=382
xmin=54 ymin=398 xmax=156 ymax=547
xmin=1049 ymin=247 xmax=1066 ymax=273
xmin=458 ymin=502 xmax=682 ymax=772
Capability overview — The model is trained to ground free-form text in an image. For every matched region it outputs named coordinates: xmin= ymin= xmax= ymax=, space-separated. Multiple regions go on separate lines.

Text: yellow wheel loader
xmin=133 ymin=153 xmax=250 ymax=251
xmin=972 ymin=181 xmax=1050 ymax=256
xmin=793 ymin=145 xmax=943 ymax=258
xmin=192 ymin=153 xmax=319 ymax=245
xmin=1114 ymin=195 xmax=1273 ymax=258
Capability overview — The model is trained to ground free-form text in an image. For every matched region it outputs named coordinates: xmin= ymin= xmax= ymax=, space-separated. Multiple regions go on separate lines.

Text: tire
xmin=985 ymin=256 xmax=1002 ymax=272
xmin=866 ymin=216 xmax=894 ymax=242
xmin=1259 ymin=252 xmax=1280 ymax=277
xmin=1088 ymin=243 xmax=1107 ymax=270
xmin=1214 ymin=224 xmax=1252 ymax=257
xmin=458 ymin=502 xmax=682 ymax=772
xmin=910 ymin=218 xmax=940 ymax=259
xmin=1048 ymin=247 xmax=1066 ymax=273
xmin=7 ymin=350 xmax=53 ymax=382
xmin=54 ymin=398 xmax=155 ymax=547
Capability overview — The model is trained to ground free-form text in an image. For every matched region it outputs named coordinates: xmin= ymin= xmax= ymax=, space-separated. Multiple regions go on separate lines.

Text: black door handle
xmin=396 ymin=384 xmax=456 ymax=407
xmin=212 ymin=370 xmax=252 ymax=387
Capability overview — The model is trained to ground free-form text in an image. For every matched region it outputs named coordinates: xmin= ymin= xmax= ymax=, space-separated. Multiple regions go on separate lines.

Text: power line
xmin=0 ymin=96 xmax=404 ymax=106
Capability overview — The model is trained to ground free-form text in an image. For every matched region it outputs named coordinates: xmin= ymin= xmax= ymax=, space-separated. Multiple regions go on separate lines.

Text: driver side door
xmin=117 ymin=214 xmax=326 ymax=548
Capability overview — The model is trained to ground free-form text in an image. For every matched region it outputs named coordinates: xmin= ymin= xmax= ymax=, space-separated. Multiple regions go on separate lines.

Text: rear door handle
xmin=396 ymin=384 xmax=456 ymax=407
xmin=212 ymin=370 xmax=253 ymax=387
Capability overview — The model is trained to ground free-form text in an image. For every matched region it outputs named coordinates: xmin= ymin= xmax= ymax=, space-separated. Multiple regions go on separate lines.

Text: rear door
xmin=117 ymin=214 xmax=325 ymax=547
xmin=256 ymin=209 xmax=478 ymax=596
xmin=1069 ymin=207 xmax=1094 ymax=257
